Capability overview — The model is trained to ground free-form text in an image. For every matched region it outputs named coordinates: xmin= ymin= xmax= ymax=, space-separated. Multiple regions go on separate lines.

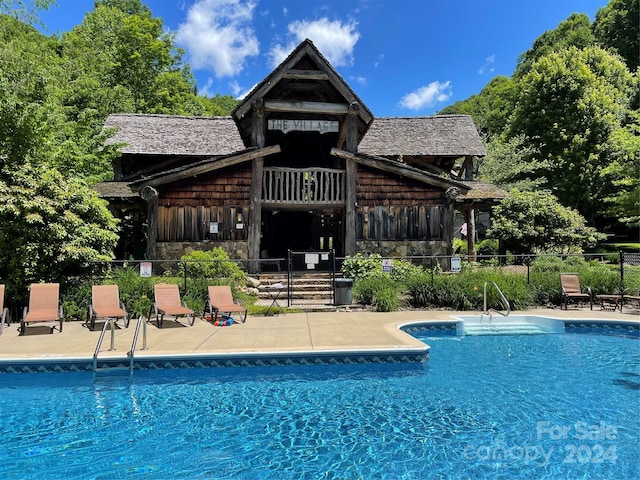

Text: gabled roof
xmin=359 ymin=116 xmax=486 ymax=157
xmin=231 ymin=39 xmax=374 ymax=146
xmin=104 ymin=114 xmax=244 ymax=155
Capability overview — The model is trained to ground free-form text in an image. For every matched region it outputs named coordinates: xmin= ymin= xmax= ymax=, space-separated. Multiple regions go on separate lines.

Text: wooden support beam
xmin=248 ymin=99 xmax=265 ymax=273
xmin=282 ymin=69 xmax=330 ymax=81
xmin=264 ymin=99 xmax=349 ymax=114
xmin=129 ymin=145 xmax=281 ymax=190
xmin=330 ymin=148 xmax=470 ymax=191
xmin=344 ymin=102 xmax=359 ymax=256
xmin=465 ymin=208 xmax=477 ymax=261
xmin=140 ymin=186 xmax=158 ymax=262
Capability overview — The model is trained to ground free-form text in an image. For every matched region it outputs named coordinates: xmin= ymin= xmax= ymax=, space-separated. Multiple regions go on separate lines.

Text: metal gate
xmin=286 ymin=249 xmax=336 ymax=307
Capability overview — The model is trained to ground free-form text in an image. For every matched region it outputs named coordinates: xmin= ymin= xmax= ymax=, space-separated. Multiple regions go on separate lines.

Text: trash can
xmin=334 ymin=278 xmax=354 ymax=305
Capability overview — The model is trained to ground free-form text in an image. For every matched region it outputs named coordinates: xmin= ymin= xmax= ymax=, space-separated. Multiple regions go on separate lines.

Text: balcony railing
xmin=262 ymin=167 xmax=345 ymax=205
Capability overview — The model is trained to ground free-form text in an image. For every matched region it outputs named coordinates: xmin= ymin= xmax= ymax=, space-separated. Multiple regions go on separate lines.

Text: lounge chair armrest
xmin=586 ymin=287 xmax=592 ymax=296
xmin=22 ymin=306 xmax=27 ymax=319
xmin=59 ymin=305 xmax=64 ymax=318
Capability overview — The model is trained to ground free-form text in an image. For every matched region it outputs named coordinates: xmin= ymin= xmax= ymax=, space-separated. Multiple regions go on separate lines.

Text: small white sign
xmin=140 ymin=262 xmax=152 ymax=277
xmin=382 ymin=258 xmax=393 ymax=273
xmin=209 ymin=222 xmax=218 ymax=234
xmin=235 ymin=223 xmax=244 ymax=230
xmin=305 ymin=253 xmax=319 ymax=265
xmin=451 ymin=257 xmax=461 ymax=272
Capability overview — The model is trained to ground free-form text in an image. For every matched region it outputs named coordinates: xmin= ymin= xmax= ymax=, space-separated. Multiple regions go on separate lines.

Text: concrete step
xmin=461 ymin=323 xmax=551 ymax=335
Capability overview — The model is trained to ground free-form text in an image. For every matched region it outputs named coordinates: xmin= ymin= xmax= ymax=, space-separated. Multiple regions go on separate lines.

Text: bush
xmin=353 ymin=275 xmax=401 ymax=311
xmin=179 ymin=248 xmax=246 ymax=285
xmin=405 ymin=267 xmax=534 ymax=311
xmin=340 ymin=253 xmax=383 ymax=280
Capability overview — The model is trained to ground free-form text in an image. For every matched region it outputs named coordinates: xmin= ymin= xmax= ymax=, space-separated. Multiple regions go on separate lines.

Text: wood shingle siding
xmin=161 ymin=167 xmax=252 ymax=207
xmin=357 ymin=167 xmax=445 ymax=206
xmin=158 ymin=205 xmax=249 ymax=242
xmin=356 ymin=205 xmax=445 ymax=240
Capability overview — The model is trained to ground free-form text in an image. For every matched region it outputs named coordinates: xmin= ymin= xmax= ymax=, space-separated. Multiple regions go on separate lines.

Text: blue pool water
xmin=1 ymin=332 xmax=638 ymax=479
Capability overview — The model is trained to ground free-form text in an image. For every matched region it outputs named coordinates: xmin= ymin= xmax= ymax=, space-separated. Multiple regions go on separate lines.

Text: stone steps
xmin=255 ymin=273 xmax=338 ymax=307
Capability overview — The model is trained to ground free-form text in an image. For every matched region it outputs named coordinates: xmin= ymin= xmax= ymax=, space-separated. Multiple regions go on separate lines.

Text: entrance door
xmin=261 ymin=210 xmax=314 ymax=260
xmin=261 ymin=209 xmax=344 ymax=262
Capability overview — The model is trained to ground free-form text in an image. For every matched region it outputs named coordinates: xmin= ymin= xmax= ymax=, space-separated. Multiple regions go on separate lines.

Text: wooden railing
xmin=262 ymin=167 xmax=345 ymax=205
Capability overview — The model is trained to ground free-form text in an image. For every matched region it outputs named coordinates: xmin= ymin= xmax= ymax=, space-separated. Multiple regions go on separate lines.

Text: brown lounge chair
xmin=88 ymin=285 xmax=129 ymax=331
xmin=0 ymin=284 xmax=8 ymax=335
xmin=204 ymin=285 xmax=247 ymax=323
xmin=151 ymin=283 xmax=194 ymax=327
xmin=20 ymin=283 xmax=63 ymax=334
xmin=560 ymin=274 xmax=592 ymax=310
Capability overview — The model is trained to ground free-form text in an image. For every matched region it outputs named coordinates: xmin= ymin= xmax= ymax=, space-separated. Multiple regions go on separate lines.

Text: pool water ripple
xmin=0 ymin=332 xmax=638 ymax=479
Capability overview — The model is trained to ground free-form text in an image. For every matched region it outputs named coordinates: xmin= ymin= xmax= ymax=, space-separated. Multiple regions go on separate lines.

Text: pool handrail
xmin=128 ymin=315 xmax=147 ymax=373
xmin=483 ymin=281 xmax=511 ymax=317
xmin=92 ymin=317 xmax=117 ymax=372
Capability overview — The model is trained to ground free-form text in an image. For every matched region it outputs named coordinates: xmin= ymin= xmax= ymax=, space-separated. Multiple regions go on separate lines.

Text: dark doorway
xmin=261 ymin=210 xmax=314 ymax=259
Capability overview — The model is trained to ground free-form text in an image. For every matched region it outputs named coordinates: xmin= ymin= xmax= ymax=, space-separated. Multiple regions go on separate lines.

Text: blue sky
xmin=38 ymin=0 xmax=611 ymax=117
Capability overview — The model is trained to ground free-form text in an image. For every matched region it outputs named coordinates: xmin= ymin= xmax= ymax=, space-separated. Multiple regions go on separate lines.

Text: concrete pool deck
xmin=1 ymin=307 xmax=638 ymax=365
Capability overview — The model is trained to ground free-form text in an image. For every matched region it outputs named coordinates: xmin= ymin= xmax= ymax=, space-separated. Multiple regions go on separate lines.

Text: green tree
xmin=508 ymin=46 xmax=635 ymax=224
xmin=487 ymin=190 xmax=606 ymax=254
xmin=198 ymin=94 xmax=240 ymax=116
xmin=513 ymin=13 xmax=596 ymax=78
xmin=600 ymin=110 xmax=640 ymax=227
xmin=0 ymin=163 xmax=119 ymax=306
xmin=439 ymin=75 xmax=518 ymax=140
xmin=477 ymin=134 xmax=546 ymax=191
xmin=593 ymin=0 xmax=640 ymax=71
xmin=0 ymin=0 xmax=53 ymax=24
xmin=60 ymin=1 xmax=203 ymax=116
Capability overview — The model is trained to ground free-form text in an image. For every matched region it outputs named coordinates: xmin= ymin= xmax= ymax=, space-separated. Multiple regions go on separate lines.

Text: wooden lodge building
xmin=95 ymin=40 xmax=505 ymax=272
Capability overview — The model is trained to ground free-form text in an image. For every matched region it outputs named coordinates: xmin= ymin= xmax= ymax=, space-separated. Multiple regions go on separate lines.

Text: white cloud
xmin=233 ymin=82 xmax=258 ymax=100
xmin=352 ymin=75 xmax=367 ymax=86
xmin=177 ymin=0 xmax=260 ymax=78
xmin=268 ymin=18 xmax=360 ymax=68
xmin=478 ymin=54 xmax=495 ymax=75
xmin=398 ymin=81 xmax=452 ymax=110
xmin=199 ymin=77 xmax=216 ymax=97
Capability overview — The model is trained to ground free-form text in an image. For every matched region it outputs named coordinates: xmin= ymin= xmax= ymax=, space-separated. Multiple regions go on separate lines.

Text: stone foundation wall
xmin=355 ymin=240 xmax=451 ymax=268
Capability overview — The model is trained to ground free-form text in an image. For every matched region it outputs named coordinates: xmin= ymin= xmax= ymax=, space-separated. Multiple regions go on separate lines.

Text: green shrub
xmin=341 ymin=253 xmax=383 ymax=280
xmin=353 ymin=275 xmax=402 ymax=311
xmin=373 ymin=287 xmax=401 ymax=312
xmin=179 ymin=248 xmax=246 ymax=285
xmin=477 ymin=239 xmax=499 ymax=256
xmin=108 ymin=267 xmax=155 ymax=317
xmin=405 ymin=267 xmax=533 ymax=311
xmin=61 ymin=280 xmax=92 ymax=321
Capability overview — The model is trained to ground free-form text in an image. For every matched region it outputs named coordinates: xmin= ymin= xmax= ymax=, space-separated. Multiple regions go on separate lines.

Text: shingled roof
xmin=358 ymin=116 xmax=486 ymax=157
xmin=104 ymin=113 xmax=485 ymax=158
xmin=104 ymin=114 xmax=244 ymax=155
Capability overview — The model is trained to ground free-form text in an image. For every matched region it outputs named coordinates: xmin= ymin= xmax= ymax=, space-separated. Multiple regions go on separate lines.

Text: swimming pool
xmin=1 ymin=330 xmax=638 ymax=479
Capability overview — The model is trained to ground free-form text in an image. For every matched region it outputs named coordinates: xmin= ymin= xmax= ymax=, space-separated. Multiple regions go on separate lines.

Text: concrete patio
xmin=1 ymin=307 xmax=637 ymax=363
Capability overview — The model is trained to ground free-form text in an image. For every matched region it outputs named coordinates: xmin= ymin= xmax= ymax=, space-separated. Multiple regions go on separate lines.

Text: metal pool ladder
xmin=93 ymin=316 xmax=147 ymax=375
xmin=483 ymin=281 xmax=511 ymax=318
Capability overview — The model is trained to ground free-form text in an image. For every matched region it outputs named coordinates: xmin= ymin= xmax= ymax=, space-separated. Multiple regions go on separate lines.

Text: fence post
xmin=620 ymin=250 xmax=624 ymax=292
xmin=287 ymin=250 xmax=292 ymax=307
xmin=183 ymin=260 xmax=187 ymax=292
